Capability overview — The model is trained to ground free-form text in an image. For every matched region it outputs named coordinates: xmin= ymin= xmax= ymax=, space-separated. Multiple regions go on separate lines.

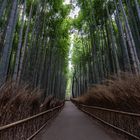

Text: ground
xmin=34 ymin=101 xmax=121 ymax=140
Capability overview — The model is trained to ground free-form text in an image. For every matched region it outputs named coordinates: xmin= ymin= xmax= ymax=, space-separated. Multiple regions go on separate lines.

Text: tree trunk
xmin=17 ymin=3 xmax=33 ymax=84
xmin=0 ymin=0 xmax=8 ymax=19
xmin=13 ymin=0 xmax=26 ymax=81
xmin=0 ymin=0 xmax=18 ymax=86
xmin=114 ymin=0 xmax=131 ymax=72
xmin=106 ymin=4 xmax=120 ymax=76
xmin=119 ymin=0 xmax=140 ymax=74
xmin=134 ymin=0 xmax=140 ymax=21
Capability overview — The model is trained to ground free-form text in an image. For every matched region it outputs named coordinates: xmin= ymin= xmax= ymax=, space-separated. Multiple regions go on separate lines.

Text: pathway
xmin=34 ymin=101 xmax=120 ymax=140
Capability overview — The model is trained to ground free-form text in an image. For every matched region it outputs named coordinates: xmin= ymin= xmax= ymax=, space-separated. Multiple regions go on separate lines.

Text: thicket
xmin=74 ymin=74 xmax=140 ymax=113
xmin=0 ymin=0 xmax=71 ymax=100
xmin=71 ymin=0 xmax=140 ymax=100
xmin=0 ymin=81 xmax=63 ymax=126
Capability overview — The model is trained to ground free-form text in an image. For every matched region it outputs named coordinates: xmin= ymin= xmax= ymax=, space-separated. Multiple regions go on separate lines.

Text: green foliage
xmin=72 ymin=35 xmax=83 ymax=65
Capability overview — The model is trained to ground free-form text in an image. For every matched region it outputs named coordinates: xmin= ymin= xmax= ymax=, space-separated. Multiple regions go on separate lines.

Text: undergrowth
xmin=74 ymin=74 xmax=140 ymax=113
xmin=0 ymin=81 xmax=62 ymax=126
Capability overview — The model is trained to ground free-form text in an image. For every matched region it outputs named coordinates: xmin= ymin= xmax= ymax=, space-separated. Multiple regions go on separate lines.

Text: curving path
xmin=34 ymin=101 xmax=120 ymax=140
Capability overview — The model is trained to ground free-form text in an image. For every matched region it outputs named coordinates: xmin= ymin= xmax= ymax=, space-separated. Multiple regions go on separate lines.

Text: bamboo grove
xmin=0 ymin=0 xmax=71 ymax=100
xmin=72 ymin=0 xmax=140 ymax=98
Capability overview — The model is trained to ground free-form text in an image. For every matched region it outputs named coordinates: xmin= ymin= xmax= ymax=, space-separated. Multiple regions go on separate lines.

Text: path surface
xmin=34 ymin=102 xmax=120 ymax=140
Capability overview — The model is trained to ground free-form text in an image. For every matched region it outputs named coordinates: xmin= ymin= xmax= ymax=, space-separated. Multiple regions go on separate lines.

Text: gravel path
xmin=34 ymin=101 xmax=120 ymax=140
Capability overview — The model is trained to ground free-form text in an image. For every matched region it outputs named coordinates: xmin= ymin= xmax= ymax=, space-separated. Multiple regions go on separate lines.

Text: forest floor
xmin=33 ymin=101 xmax=121 ymax=140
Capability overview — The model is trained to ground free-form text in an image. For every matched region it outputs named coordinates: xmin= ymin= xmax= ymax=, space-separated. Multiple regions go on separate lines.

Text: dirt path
xmin=34 ymin=101 xmax=120 ymax=140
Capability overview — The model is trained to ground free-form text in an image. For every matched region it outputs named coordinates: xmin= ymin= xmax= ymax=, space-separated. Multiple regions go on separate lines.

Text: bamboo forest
xmin=0 ymin=0 xmax=140 ymax=140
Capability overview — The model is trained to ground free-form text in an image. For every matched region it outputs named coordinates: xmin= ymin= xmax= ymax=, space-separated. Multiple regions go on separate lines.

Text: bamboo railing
xmin=0 ymin=103 xmax=64 ymax=140
xmin=71 ymin=99 xmax=140 ymax=140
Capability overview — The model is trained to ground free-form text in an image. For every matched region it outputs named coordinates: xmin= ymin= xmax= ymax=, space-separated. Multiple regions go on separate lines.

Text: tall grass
xmin=75 ymin=74 xmax=140 ymax=113
xmin=0 ymin=81 xmax=62 ymax=126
